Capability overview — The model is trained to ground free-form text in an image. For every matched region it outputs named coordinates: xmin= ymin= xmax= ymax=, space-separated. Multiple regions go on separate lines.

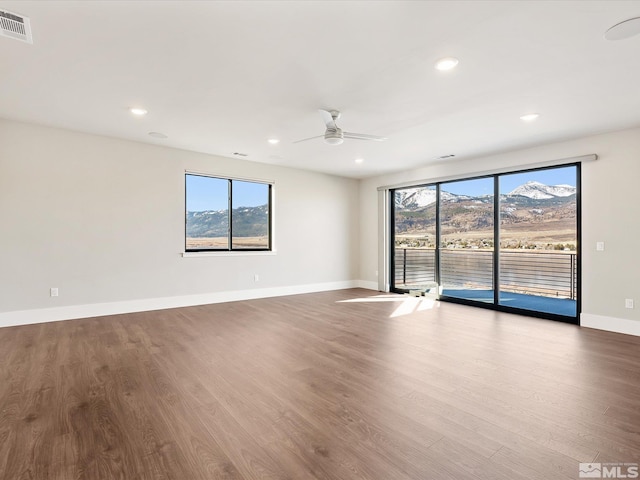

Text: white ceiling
xmin=1 ymin=1 xmax=640 ymax=179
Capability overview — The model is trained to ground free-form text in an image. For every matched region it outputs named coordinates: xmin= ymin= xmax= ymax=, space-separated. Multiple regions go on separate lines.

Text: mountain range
xmin=396 ymin=181 xmax=576 ymax=210
xmin=187 ymin=204 xmax=268 ymax=238
xmin=508 ymin=181 xmax=576 ymax=199
xmin=394 ymin=181 xmax=577 ymax=247
xmin=186 ymin=181 xmax=576 ymax=242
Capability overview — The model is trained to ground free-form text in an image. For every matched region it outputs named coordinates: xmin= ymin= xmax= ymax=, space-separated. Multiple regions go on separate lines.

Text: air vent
xmin=0 ymin=10 xmax=32 ymax=44
xmin=233 ymin=152 xmax=248 ymax=157
xmin=434 ymin=154 xmax=456 ymax=160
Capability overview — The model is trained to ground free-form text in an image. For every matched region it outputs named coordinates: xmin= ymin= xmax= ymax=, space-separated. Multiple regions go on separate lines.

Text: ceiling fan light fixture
xmin=294 ymin=109 xmax=385 ymax=145
xmin=324 ymin=127 xmax=344 ymax=145
xmin=324 ymin=134 xmax=344 ymax=145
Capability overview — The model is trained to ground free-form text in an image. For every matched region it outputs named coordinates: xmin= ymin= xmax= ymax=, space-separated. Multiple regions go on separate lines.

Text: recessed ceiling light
xmin=267 ymin=138 xmax=280 ymax=145
xmin=435 ymin=57 xmax=459 ymax=71
xmin=355 ymin=158 xmax=364 ymax=164
xmin=520 ymin=113 xmax=540 ymax=122
xmin=605 ymin=17 xmax=640 ymax=41
xmin=129 ymin=107 xmax=148 ymax=116
xmin=148 ymin=132 xmax=167 ymax=139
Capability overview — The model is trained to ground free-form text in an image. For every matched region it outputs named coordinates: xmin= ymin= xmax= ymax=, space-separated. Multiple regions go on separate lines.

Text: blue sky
xmin=187 ymin=165 xmax=576 ymax=210
xmin=442 ymin=165 xmax=577 ymax=196
xmin=186 ymin=175 xmax=269 ymax=211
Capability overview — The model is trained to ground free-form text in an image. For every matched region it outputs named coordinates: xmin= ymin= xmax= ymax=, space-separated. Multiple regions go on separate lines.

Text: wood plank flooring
xmin=1 ymin=288 xmax=640 ymax=479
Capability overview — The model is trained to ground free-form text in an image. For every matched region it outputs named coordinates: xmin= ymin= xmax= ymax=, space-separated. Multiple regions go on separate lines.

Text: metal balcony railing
xmin=394 ymin=248 xmax=577 ymax=299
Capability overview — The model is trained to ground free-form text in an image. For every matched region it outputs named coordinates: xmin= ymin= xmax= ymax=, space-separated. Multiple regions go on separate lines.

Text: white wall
xmin=0 ymin=120 xmax=360 ymax=324
xmin=3 ymin=118 xmax=640 ymax=336
xmin=359 ymin=126 xmax=640 ymax=334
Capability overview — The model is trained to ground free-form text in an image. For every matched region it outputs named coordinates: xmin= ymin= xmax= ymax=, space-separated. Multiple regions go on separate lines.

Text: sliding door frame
xmin=390 ymin=162 xmax=581 ymax=325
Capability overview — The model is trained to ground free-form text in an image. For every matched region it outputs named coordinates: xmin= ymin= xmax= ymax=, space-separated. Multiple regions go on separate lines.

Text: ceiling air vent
xmin=0 ymin=10 xmax=33 ymax=44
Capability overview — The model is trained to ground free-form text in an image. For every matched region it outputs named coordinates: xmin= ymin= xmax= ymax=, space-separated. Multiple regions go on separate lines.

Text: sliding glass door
xmin=498 ymin=166 xmax=578 ymax=317
xmin=390 ymin=163 xmax=580 ymax=322
xmin=392 ymin=185 xmax=437 ymax=291
xmin=440 ymin=178 xmax=494 ymax=303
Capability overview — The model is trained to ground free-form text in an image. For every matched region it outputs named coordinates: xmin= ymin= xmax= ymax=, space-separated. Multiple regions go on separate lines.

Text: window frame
xmin=185 ymin=172 xmax=273 ymax=253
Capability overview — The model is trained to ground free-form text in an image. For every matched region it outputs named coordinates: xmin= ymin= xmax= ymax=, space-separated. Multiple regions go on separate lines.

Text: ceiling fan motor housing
xmin=324 ymin=128 xmax=344 ymax=145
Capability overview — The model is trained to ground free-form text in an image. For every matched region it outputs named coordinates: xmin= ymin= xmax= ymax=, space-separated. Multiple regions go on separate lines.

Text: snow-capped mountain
xmin=508 ymin=181 xmax=576 ymax=199
xmin=187 ymin=204 xmax=268 ymax=237
xmin=395 ymin=188 xmax=437 ymax=209
xmin=395 ymin=188 xmax=466 ymax=210
xmin=396 ymin=181 xmax=576 ymax=210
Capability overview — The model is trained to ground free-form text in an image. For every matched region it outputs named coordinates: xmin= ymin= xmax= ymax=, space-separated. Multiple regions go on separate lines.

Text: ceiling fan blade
xmin=319 ymin=109 xmax=338 ymax=130
xmin=293 ymin=134 xmax=325 ymax=144
xmin=343 ymin=131 xmax=388 ymax=142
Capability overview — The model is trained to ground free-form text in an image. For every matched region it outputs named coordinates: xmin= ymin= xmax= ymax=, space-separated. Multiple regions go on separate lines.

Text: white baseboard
xmin=355 ymin=280 xmax=379 ymax=291
xmin=0 ymin=280 xmax=376 ymax=329
xmin=581 ymin=313 xmax=640 ymax=337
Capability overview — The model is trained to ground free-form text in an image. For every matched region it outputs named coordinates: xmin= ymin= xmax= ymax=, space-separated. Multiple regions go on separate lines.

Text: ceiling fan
xmin=294 ymin=109 xmax=387 ymax=145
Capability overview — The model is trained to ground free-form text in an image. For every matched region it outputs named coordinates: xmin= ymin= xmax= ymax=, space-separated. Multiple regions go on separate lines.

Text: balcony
xmin=394 ymin=248 xmax=577 ymax=317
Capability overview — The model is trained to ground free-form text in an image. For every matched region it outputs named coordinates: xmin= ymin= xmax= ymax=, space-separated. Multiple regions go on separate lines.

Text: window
xmin=185 ymin=173 xmax=271 ymax=251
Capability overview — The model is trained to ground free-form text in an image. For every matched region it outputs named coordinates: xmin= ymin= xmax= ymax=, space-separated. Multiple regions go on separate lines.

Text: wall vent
xmin=0 ymin=10 xmax=33 ymax=44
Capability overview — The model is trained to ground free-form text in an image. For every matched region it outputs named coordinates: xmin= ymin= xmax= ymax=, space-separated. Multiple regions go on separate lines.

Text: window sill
xmin=182 ymin=250 xmax=277 ymax=258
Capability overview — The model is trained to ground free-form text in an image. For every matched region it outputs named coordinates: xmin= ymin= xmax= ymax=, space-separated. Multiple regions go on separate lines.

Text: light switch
xmin=596 ymin=242 xmax=605 ymax=251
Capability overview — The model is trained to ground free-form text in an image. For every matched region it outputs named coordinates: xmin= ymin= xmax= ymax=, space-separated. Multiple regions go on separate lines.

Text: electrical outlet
xmin=596 ymin=241 xmax=605 ymax=251
xmin=254 ymin=274 xmax=259 ymax=282
xmin=50 ymin=287 xmax=59 ymax=297
xmin=625 ymin=299 xmax=634 ymax=309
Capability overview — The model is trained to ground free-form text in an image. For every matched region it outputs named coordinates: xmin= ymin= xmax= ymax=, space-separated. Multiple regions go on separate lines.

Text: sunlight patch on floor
xmin=338 ymin=294 xmax=409 ymax=303
xmin=337 ymin=294 xmax=437 ymax=317
xmin=390 ymin=297 xmax=436 ymax=317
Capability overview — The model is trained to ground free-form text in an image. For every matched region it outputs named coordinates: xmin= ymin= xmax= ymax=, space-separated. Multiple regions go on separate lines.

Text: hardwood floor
xmin=1 ymin=288 xmax=639 ymax=479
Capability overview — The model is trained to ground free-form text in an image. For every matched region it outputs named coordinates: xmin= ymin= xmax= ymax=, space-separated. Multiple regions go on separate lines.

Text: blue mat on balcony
xmin=442 ymin=289 xmax=577 ymax=317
